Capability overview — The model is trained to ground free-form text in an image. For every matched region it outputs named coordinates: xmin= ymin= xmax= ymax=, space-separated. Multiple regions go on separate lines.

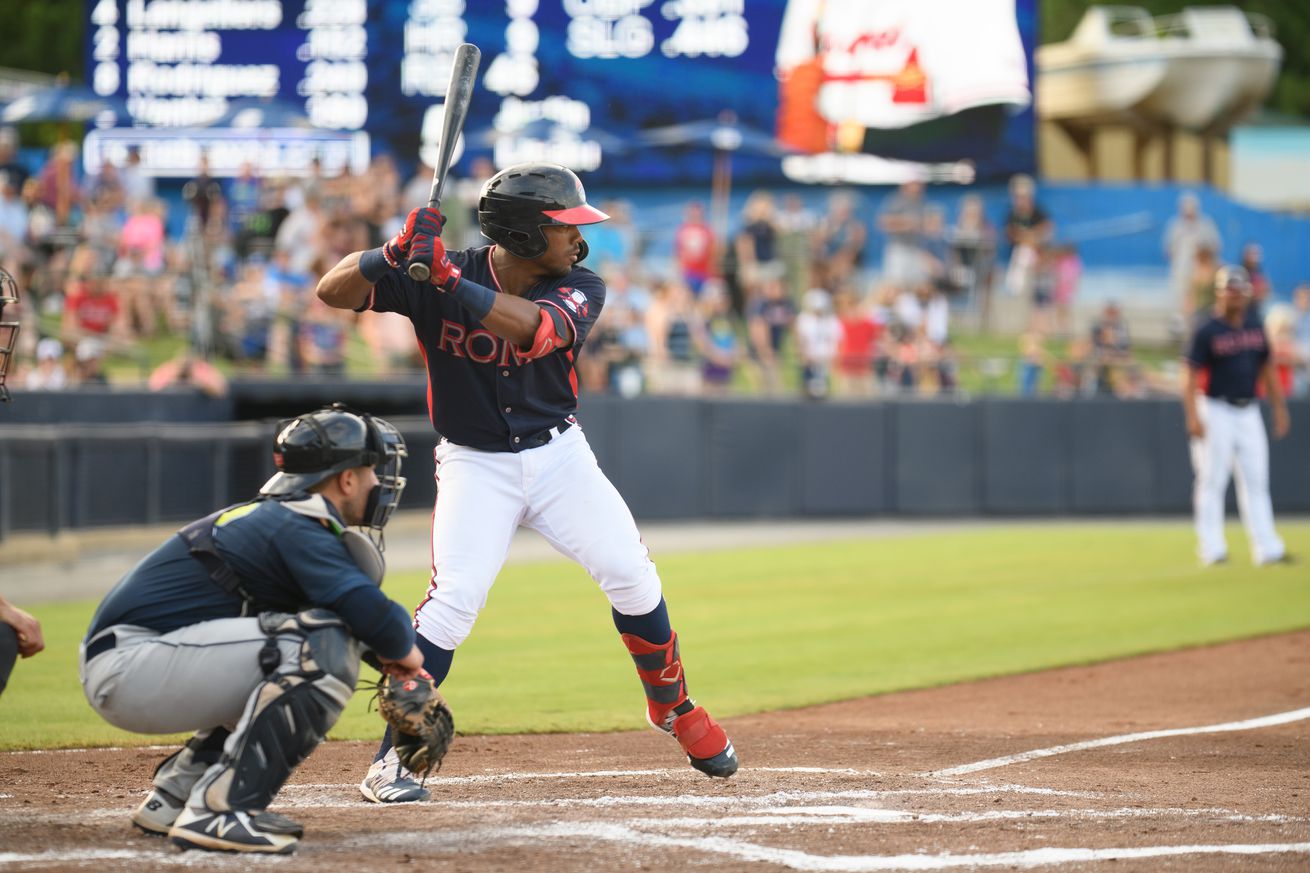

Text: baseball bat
xmin=408 ymin=43 xmax=481 ymax=282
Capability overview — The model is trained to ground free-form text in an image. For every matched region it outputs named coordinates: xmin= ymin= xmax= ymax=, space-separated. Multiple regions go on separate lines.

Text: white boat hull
xmin=1037 ymin=51 xmax=1167 ymax=123
xmin=1036 ymin=5 xmax=1282 ymax=133
xmin=1139 ymin=52 xmax=1265 ymax=131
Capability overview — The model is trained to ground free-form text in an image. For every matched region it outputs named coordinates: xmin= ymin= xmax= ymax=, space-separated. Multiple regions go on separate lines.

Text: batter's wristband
xmin=446 ymin=275 xmax=496 ymax=320
xmin=358 ymin=247 xmax=390 ymax=284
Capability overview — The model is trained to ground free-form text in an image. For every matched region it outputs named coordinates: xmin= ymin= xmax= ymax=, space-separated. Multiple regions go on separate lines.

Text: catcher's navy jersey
xmin=366 ymin=245 xmax=604 ymax=451
xmin=85 ymin=499 xmax=415 ymax=660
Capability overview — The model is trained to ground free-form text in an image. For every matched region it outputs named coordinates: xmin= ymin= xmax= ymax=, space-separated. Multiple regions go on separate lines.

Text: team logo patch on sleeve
xmin=562 ymin=288 xmax=589 ymax=318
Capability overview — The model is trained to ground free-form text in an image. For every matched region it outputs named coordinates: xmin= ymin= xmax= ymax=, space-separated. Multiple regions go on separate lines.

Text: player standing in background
xmin=79 ymin=406 xmax=423 ymax=853
xmin=1182 ymin=266 xmax=1292 ymax=567
xmin=317 ymin=161 xmax=739 ymax=804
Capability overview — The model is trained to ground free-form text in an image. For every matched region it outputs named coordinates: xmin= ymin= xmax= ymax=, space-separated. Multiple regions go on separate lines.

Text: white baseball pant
xmin=413 ymin=425 xmax=663 ymax=650
xmin=1189 ymin=396 xmax=1285 ymax=565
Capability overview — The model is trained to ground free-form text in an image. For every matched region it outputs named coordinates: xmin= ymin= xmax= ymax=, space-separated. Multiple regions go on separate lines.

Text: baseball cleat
xmin=688 ymin=742 xmax=739 ymax=779
xmin=650 ymin=700 xmax=739 ymax=779
xmin=131 ymin=787 xmax=184 ymax=836
xmin=169 ymin=808 xmax=299 ymax=854
xmin=248 ymin=810 xmax=305 ymax=838
xmin=359 ymin=749 xmax=431 ymax=803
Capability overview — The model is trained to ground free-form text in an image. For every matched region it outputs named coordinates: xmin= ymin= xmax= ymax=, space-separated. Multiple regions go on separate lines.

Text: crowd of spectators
xmin=579 ymin=173 xmax=1117 ymax=401
xmin=1160 ymin=193 xmax=1310 ymax=399
xmin=2 ymin=129 xmax=1307 ymax=402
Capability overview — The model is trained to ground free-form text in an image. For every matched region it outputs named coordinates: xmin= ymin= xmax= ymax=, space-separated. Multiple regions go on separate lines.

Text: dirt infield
xmin=2 ymin=631 xmax=1307 ymax=872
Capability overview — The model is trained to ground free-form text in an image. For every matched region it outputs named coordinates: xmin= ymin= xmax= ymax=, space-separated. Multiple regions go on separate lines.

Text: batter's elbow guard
xmin=521 ymin=306 xmax=569 ymax=361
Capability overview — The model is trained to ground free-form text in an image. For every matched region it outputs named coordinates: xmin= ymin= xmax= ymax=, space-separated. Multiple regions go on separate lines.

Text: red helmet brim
xmin=542 ymin=203 xmax=609 ymax=226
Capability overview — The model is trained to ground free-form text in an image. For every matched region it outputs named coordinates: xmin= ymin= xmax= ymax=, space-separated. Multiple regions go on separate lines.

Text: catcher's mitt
xmin=373 ymin=671 xmax=455 ymax=777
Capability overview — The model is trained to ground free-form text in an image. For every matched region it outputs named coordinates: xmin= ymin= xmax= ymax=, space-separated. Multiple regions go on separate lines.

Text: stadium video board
xmin=85 ymin=0 xmax=1035 ymax=184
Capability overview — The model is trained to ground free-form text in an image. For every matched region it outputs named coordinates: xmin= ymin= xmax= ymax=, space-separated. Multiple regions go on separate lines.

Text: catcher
xmin=79 ymin=405 xmax=454 ymax=855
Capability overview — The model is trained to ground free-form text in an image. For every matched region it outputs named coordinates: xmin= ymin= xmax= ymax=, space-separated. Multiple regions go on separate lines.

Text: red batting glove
xmin=383 ymin=207 xmax=446 ymax=269
xmin=408 ymin=233 xmax=462 ymax=288
xmin=412 ymin=207 xmax=445 ymax=238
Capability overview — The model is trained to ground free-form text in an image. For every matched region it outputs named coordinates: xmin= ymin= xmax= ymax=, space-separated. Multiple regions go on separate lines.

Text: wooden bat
xmin=408 ymin=43 xmax=482 ymax=282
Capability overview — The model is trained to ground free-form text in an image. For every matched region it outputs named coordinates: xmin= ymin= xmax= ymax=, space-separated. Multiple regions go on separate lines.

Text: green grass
xmin=2 ymin=520 xmax=1307 ymax=751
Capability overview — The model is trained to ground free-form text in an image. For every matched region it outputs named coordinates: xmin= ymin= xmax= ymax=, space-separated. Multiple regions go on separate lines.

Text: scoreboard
xmin=84 ymin=0 xmax=1035 ymax=185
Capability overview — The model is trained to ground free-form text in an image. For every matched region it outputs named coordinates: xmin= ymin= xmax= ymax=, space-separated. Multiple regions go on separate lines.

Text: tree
xmin=0 ymin=0 xmax=83 ymax=79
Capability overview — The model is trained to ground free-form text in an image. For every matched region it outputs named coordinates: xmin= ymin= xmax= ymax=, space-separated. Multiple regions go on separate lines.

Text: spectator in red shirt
xmin=62 ymin=245 xmax=125 ymax=344
xmin=833 ymin=288 xmax=881 ymax=397
xmin=674 ymin=201 xmax=716 ymax=295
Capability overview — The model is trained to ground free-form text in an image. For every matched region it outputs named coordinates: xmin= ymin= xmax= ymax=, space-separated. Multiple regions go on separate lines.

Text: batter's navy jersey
xmin=1184 ymin=312 xmax=1269 ymax=401
xmin=85 ymin=499 xmax=415 ymax=660
xmin=365 ymin=245 xmax=604 ymax=451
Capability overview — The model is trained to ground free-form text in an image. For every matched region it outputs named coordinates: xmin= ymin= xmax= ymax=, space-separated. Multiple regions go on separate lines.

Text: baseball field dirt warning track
xmin=2 ymin=630 xmax=1307 ymax=872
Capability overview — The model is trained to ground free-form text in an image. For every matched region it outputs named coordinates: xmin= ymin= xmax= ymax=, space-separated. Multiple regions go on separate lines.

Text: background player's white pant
xmin=1189 ymin=396 xmax=1285 ymax=565
xmin=414 ymin=425 xmax=663 ymax=650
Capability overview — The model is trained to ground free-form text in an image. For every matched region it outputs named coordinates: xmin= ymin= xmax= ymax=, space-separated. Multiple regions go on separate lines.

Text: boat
xmin=1037 ymin=7 xmax=1168 ymax=125
xmin=1037 ymin=5 xmax=1282 ymax=133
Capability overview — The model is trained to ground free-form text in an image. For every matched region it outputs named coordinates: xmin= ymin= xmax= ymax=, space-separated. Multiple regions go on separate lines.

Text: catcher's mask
xmin=477 ymin=162 xmax=609 ymax=261
xmin=0 ymin=268 xmax=20 ymax=402
xmin=260 ymin=403 xmax=408 ymax=547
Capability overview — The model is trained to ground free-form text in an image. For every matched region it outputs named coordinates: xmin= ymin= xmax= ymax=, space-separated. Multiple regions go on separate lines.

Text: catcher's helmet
xmin=477 ymin=162 xmax=609 ymax=260
xmin=1214 ymin=265 xmax=1252 ymax=295
xmin=261 ymin=404 xmax=408 ymax=537
xmin=0 ymin=268 xmax=20 ymax=403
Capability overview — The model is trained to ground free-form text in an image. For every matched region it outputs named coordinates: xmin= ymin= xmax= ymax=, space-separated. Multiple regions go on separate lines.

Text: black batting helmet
xmin=477 ymin=162 xmax=609 ymax=260
xmin=261 ymin=404 xmax=408 ymax=537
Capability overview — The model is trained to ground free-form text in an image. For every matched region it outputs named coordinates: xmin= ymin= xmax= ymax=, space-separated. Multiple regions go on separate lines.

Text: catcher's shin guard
xmin=191 ymin=610 xmax=361 ymax=814
xmin=620 ymin=632 xmax=738 ymax=778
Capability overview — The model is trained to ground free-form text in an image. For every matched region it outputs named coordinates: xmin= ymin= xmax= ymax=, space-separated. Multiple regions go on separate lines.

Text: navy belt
xmin=85 ymin=631 xmax=117 ymax=661
xmin=1217 ymin=397 xmax=1253 ymax=408
xmin=513 ymin=418 xmax=573 ymax=449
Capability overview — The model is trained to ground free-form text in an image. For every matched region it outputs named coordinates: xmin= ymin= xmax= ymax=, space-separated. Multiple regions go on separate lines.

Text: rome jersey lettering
xmin=363 ymin=244 xmax=603 ymax=452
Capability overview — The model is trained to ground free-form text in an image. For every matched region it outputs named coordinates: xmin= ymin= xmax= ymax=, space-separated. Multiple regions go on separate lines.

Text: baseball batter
xmin=317 ymin=162 xmax=738 ymax=802
xmin=79 ymin=406 xmax=423 ymax=853
xmin=1182 ymin=266 xmax=1291 ymax=567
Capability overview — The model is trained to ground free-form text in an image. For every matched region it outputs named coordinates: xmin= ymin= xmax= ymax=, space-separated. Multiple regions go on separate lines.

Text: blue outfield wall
xmin=1 ymin=396 xmax=1306 ymax=537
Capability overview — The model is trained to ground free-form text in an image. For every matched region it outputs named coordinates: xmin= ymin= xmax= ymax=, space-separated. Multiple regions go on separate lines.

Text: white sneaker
xmin=359 ymin=749 xmax=431 ymax=803
xmin=131 ymin=788 xmax=184 ymax=835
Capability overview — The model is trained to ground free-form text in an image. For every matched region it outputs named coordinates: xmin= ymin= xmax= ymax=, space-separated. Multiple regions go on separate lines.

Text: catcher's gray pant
xmin=80 ymin=611 xmax=359 ymax=812
xmin=80 ymin=618 xmax=298 ymax=734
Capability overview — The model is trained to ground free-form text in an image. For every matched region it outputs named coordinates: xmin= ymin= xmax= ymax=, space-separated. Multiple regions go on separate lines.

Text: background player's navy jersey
xmin=366 ymin=245 xmax=605 ymax=451
xmin=1184 ymin=311 xmax=1269 ymax=401
xmin=85 ymin=499 xmax=415 ymax=660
